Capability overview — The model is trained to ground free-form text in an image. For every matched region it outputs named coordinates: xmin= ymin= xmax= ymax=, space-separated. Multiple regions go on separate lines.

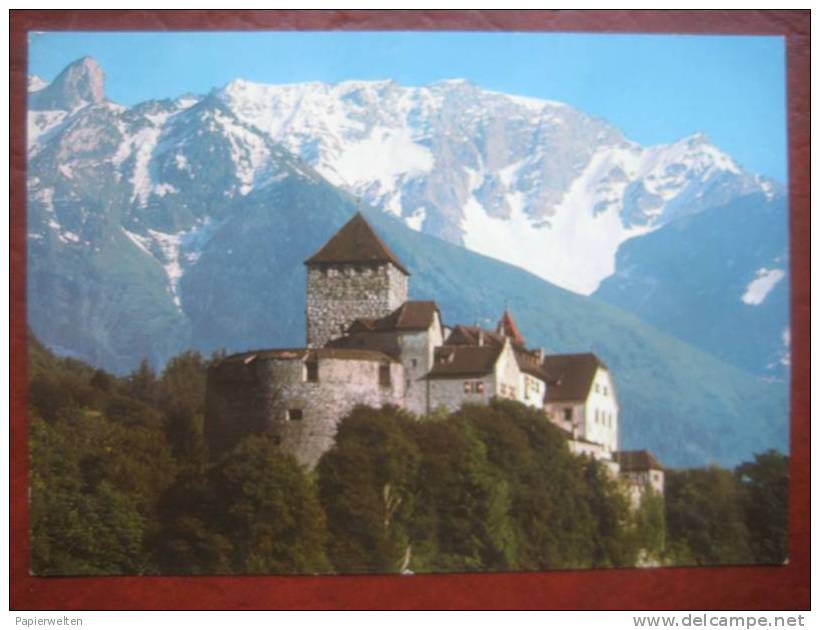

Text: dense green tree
xmin=318 ymin=405 xmax=420 ymax=573
xmin=30 ymin=412 xmax=147 ymax=575
xmin=465 ymin=400 xmax=598 ymax=569
xmin=126 ymin=358 xmax=160 ymax=405
xmin=664 ymin=466 xmax=753 ymax=565
xmin=151 ymin=473 xmax=233 ymax=575
xmin=158 ymin=351 xmax=209 ymax=469
xmin=210 ymin=436 xmax=331 ymax=574
xmin=159 ymin=351 xmax=208 ymax=415
xmin=406 ymin=413 xmax=515 ymax=572
xmin=736 ymin=450 xmax=789 ymax=564
xmin=30 ymin=333 xmax=787 ymax=576
xmin=581 ymin=458 xmax=640 ymax=567
xmin=634 ymin=487 xmax=666 ymax=562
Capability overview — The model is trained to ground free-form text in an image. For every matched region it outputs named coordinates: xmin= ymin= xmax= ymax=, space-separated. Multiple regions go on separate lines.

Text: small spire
xmin=496 ymin=308 xmax=526 ymax=347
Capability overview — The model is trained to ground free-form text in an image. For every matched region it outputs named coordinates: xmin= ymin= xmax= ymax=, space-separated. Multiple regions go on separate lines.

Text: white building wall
xmin=519 ymin=373 xmax=546 ymax=409
xmin=582 ymin=367 xmax=619 ymax=453
xmin=494 ymin=340 xmax=522 ymax=401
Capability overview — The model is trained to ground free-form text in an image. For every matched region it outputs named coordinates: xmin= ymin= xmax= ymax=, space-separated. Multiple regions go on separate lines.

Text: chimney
xmin=535 ymin=348 xmax=544 ymax=362
xmin=478 ymin=329 xmax=484 ymax=346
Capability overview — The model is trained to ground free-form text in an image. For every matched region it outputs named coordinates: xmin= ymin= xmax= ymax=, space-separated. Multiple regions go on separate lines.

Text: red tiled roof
xmin=304 ymin=213 xmax=409 ymax=275
xmin=348 ymin=301 xmax=440 ymax=333
xmin=496 ymin=310 xmax=526 ymax=346
xmin=614 ymin=450 xmax=663 ymax=472
xmin=427 ymin=344 xmax=501 ymax=378
xmin=542 ymin=353 xmax=607 ymax=402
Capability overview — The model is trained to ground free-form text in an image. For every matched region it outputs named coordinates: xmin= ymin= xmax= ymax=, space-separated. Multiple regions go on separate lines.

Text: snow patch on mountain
xmin=28 ymin=74 xmax=48 ymax=92
xmin=27 ymin=110 xmax=68 ymax=150
xmin=463 ymin=146 xmax=657 ymax=294
xmin=32 ymin=187 xmax=56 ymax=214
xmin=215 ymin=77 xmax=775 ymax=295
xmin=123 ymin=217 xmax=228 ymax=308
xmin=742 ymin=267 xmax=785 ymax=305
xmin=333 ymin=126 xmax=434 ymax=190
xmin=406 ymin=207 xmax=427 ymax=231
xmin=122 ymin=227 xmax=154 ymax=257
xmin=780 ymin=328 xmax=790 ymax=367
xmin=126 ymin=126 xmax=164 ymax=205
xmin=213 ymin=110 xmax=284 ymax=195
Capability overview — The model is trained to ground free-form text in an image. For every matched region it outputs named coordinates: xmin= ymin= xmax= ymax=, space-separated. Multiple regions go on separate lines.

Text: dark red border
xmin=9 ymin=10 xmax=810 ymax=610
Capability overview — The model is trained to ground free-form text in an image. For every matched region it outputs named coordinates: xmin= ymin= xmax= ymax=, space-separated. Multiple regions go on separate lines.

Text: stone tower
xmin=304 ymin=213 xmax=409 ymax=347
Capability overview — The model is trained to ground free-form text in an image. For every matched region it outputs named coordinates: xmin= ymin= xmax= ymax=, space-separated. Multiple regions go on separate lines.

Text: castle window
xmin=464 ymin=381 xmax=485 ymax=394
xmin=411 ymin=358 xmax=418 ymax=368
xmin=564 ymin=408 xmax=572 ymax=421
xmin=287 ymin=409 xmax=303 ymax=421
xmin=305 ymin=360 xmax=319 ymax=383
xmin=379 ymin=363 xmax=392 ymax=387
xmin=603 ymin=386 xmax=608 ymax=396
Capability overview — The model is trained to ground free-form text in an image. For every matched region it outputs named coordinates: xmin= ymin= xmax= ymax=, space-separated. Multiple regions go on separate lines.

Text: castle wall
xmin=306 ymin=263 xmax=408 ymax=347
xmin=206 ymin=354 xmax=405 ymax=468
xmin=398 ymin=316 xmax=443 ymax=415
xmin=427 ymin=375 xmax=495 ymax=413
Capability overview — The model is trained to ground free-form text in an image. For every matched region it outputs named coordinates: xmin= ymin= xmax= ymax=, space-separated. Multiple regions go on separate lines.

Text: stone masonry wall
xmin=428 ymin=375 xmax=495 ymax=413
xmin=206 ymin=354 xmax=405 ymax=468
xmin=306 ymin=263 xmax=408 ymax=347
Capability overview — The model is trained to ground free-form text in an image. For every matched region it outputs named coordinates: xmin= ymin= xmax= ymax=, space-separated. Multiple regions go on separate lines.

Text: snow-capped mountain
xmin=217 ymin=77 xmax=778 ymax=294
xmin=23 ymin=57 xmax=788 ymax=466
xmin=28 ymin=58 xmax=780 ymax=298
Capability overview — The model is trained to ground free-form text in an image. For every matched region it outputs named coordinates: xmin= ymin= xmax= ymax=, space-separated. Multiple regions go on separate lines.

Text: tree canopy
xmin=28 ymin=335 xmax=788 ymax=574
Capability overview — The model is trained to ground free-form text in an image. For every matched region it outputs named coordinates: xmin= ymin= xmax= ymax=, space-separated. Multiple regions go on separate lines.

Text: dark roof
xmin=514 ymin=348 xmax=551 ymax=381
xmin=348 ymin=301 xmax=440 ymax=333
xmin=614 ymin=450 xmax=663 ymax=472
xmin=325 ymin=333 xmax=399 ymax=359
xmin=445 ymin=324 xmax=505 ymax=348
xmin=219 ymin=347 xmax=398 ymax=365
xmin=542 ymin=353 xmax=607 ymax=402
xmin=445 ymin=324 xmax=550 ymax=382
xmin=427 ymin=345 xmax=501 ymax=378
xmin=304 ymin=213 xmax=410 ymax=275
xmin=496 ymin=310 xmax=526 ymax=346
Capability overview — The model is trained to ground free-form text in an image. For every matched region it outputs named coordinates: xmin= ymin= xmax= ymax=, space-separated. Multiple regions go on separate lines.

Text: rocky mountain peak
xmin=29 ymin=56 xmax=106 ymax=111
xmin=28 ymin=74 xmax=48 ymax=92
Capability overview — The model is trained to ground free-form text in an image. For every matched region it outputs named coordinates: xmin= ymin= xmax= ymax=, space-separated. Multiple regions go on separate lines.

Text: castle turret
xmin=304 ymin=213 xmax=409 ymax=347
xmin=496 ymin=309 xmax=526 ymax=347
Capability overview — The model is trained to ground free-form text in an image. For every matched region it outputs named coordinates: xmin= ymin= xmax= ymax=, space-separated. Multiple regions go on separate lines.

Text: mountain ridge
xmin=25 ymin=57 xmax=789 ymax=467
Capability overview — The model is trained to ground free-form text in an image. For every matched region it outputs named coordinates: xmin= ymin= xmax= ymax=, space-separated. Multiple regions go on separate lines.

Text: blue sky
xmin=29 ymin=31 xmax=787 ymax=181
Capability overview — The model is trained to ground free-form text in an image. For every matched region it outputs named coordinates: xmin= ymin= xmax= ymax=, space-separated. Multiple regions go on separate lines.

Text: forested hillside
xmin=28 ymin=336 xmax=787 ymax=575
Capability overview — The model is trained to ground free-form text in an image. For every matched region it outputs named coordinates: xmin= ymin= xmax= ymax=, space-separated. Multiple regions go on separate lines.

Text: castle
xmin=205 ymin=213 xmax=663 ymax=498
